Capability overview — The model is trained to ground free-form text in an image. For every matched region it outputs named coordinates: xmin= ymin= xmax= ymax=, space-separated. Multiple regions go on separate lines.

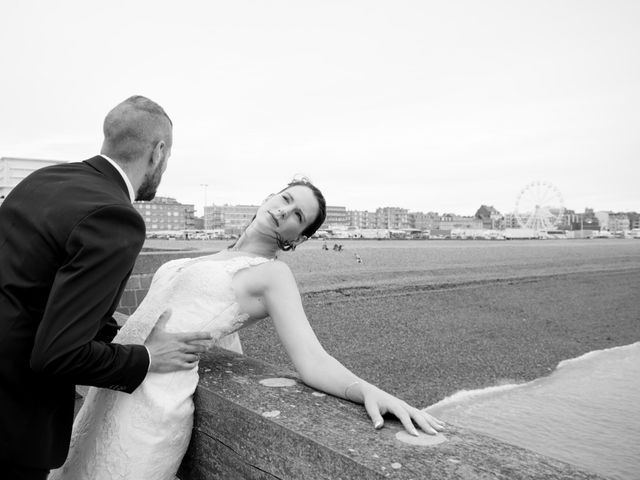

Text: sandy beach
xmin=231 ymin=239 xmax=640 ymax=407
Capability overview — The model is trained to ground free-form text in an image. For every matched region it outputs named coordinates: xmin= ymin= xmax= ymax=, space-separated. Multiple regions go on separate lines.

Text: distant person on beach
xmin=0 ymin=96 xmax=211 ymax=480
xmin=51 ymin=177 xmax=444 ymax=480
xmin=355 ymin=253 xmax=363 ymax=263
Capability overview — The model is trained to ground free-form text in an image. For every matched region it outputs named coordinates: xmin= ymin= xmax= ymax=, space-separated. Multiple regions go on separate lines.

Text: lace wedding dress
xmin=49 ymin=255 xmax=270 ymax=480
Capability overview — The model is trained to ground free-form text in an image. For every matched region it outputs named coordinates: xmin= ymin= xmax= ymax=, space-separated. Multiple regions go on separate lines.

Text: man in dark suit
xmin=0 ymin=96 xmax=212 ymax=479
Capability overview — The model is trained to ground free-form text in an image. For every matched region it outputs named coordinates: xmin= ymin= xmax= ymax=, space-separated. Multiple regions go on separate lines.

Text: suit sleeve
xmin=31 ymin=204 xmax=149 ymax=393
xmin=94 ymin=317 xmax=121 ymax=343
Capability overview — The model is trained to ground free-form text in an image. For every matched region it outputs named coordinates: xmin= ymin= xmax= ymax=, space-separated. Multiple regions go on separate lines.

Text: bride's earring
xmin=288 ymin=235 xmax=308 ymax=251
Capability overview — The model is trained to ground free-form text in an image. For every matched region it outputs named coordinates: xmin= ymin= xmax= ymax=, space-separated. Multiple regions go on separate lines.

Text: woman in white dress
xmin=50 ymin=178 xmax=444 ymax=479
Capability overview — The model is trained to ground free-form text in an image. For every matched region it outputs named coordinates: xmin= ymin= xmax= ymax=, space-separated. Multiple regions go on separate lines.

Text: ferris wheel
xmin=514 ymin=181 xmax=564 ymax=231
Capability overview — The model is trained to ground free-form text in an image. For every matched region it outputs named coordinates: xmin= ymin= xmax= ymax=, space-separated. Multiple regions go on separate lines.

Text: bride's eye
xmin=282 ymin=194 xmax=290 ymax=203
xmin=296 ymin=212 xmax=303 ymax=222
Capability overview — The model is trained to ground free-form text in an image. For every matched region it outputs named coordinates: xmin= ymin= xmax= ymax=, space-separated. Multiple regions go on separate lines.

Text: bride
xmin=50 ymin=178 xmax=444 ymax=479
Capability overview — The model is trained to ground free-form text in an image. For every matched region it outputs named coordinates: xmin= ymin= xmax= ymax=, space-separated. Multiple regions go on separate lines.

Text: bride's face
xmin=255 ymin=185 xmax=320 ymax=243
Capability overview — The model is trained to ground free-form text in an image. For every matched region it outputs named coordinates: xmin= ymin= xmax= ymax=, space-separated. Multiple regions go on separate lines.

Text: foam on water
xmin=424 ymin=342 xmax=640 ymax=480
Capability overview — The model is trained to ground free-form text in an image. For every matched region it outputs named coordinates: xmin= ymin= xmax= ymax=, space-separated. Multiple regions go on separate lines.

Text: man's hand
xmin=144 ymin=309 xmax=212 ymax=373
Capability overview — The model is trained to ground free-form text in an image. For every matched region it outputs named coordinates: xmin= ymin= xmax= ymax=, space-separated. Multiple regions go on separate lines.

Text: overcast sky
xmin=1 ymin=1 xmax=638 ymax=216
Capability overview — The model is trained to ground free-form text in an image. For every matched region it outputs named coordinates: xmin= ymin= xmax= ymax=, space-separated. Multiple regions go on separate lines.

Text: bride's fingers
xmin=425 ymin=411 xmax=446 ymax=430
xmin=410 ymin=410 xmax=439 ymax=435
xmin=419 ymin=410 xmax=446 ymax=429
xmin=390 ymin=406 xmax=419 ymax=436
xmin=363 ymin=397 xmax=384 ymax=429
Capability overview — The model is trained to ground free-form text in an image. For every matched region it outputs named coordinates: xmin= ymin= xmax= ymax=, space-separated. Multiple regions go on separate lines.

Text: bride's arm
xmin=259 ymin=261 xmax=444 ymax=436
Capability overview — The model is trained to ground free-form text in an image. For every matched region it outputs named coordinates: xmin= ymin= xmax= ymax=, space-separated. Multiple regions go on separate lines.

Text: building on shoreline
xmin=409 ymin=211 xmax=440 ymax=231
xmin=439 ymin=213 xmax=483 ymax=230
xmin=595 ymin=211 xmax=631 ymax=233
xmin=203 ymin=204 xmax=259 ymax=236
xmin=3 ymin=155 xmax=637 ymax=237
xmin=475 ymin=205 xmax=503 ymax=230
xmin=347 ymin=209 xmax=374 ymax=229
xmin=133 ymin=197 xmax=195 ymax=231
xmin=322 ymin=205 xmax=349 ymax=229
xmin=374 ymin=207 xmax=410 ymax=229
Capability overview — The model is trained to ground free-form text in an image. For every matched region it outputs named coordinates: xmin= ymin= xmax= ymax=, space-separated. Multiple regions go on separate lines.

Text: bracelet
xmin=343 ymin=381 xmax=360 ymax=400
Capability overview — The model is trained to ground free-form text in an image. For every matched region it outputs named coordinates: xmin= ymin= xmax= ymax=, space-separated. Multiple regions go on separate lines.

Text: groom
xmin=0 ymin=96 xmax=212 ymax=479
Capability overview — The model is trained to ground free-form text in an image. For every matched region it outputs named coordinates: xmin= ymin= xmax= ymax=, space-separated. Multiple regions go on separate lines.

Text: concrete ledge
xmin=179 ymin=347 xmax=603 ymax=480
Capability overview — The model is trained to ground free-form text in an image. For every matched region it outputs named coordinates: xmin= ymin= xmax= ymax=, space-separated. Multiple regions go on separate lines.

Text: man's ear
xmin=151 ymin=141 xmax=166 ymax=165
xmin=291 ymin=235 xmax=308 ymax=248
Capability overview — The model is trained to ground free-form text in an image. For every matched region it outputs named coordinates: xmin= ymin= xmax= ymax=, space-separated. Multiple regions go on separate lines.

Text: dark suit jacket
xmin=0 ymin=156 xmax=150 ymax=469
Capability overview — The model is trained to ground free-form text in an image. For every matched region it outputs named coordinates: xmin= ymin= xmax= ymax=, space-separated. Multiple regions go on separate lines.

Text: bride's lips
xmin=268 ymin=211 xmax=280 ymax=227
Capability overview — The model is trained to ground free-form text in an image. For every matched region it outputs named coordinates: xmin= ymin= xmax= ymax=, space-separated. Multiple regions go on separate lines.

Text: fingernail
xmin=411 ymin=428 xmax=419 ymax=437
xmin=374 ymin=420 xmax=383 ymax=429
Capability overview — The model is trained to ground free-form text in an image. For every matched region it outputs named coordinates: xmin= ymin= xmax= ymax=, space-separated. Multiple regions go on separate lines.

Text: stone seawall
xmin=178 ymin=347 xmax=603 ymax=480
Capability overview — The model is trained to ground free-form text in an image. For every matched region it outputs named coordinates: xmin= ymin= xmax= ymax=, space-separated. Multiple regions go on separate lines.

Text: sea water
xmin=425 ymin=342 xmax=640 ymax=480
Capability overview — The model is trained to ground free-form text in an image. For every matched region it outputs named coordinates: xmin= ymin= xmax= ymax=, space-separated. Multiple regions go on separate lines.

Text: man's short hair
xmin=102 ymin=95 xmax=172 ymax=162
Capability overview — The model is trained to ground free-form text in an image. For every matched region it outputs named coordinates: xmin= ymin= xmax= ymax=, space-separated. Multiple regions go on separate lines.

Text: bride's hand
xmin=360 ymin=383 xmax=445 ymax=436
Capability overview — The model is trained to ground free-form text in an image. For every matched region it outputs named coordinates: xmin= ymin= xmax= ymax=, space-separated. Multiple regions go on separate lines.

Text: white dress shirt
xmin=99 ymin=154 xmax=136 ymax=202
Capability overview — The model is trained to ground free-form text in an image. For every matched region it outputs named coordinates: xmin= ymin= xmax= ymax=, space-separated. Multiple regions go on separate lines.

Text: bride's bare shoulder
xmin=255 ymin=259 xmax=293 ymax=277
xmin=242 ymin=259 xmax=296 ymax=291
